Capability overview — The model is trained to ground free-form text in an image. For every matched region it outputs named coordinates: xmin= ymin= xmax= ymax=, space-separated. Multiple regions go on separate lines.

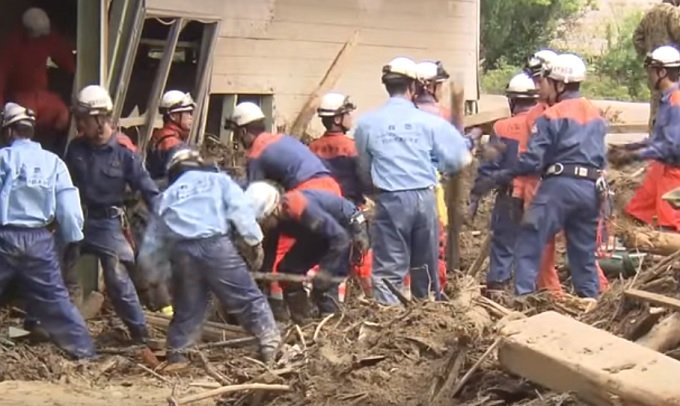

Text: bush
xmin=481 ymin=11 xmax=649 ymax=102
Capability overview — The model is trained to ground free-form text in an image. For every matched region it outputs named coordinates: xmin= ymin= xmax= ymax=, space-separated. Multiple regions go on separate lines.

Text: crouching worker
xmin=245 ymin=182 xmax=370 ymax=323
xmin=138 ymin=149 xmax=281 ymax=364
xmin=0 ymin=103 xmax=95 ymax=358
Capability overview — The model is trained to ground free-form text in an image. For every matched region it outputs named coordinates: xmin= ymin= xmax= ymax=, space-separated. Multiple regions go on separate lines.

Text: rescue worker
xmin=64 ymin=85 xmax=160 ymax=343
xmin=415 ymin=60 xmax=456 ymax=293
xmin=478 ymin=53 xmax=607 ymax=299
xmin=0 ymin=102 xmax=95 ymax=359
xmin=0 ymin=8 xmax=75 ymax=154
xmin=245 ymin=181 xmax=370 ymax=322
xmin=309 ymin=93 xmax=363 ymax=205
xmin=225 ymin=102 xmax=342 ymax=319
xmin=611 ymin=45 xmax=680 ymax=231
xmin=414 ymin=60 xmax=451 ymax=119
xmin=512 ymin=50 xmax=610 ymax=297
xmin=633 ymin=0 xmax=680 ymax=130
xmin=354 ymin=56 xmax=472 ymax=305
xmin=308 ymin=93 xmax=371 ymax=293
xmin=469 ymin=73 xmax=538 ymax=292
xmin=146 ymin=90 xmax=195 ymax=181
xmin=137 ymin=150 xmax=280 ymax=364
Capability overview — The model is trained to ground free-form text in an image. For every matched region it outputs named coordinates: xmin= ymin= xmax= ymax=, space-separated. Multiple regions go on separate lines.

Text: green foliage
xmin=481 ymin=10 xmax=650 ymax=102
xmin=481 ymin=0 xmax=591 ymax=70
xmin=583 ymin=12 xmax=650 ymax=101
xmin=480 ymin=59 xmax=520 ymax=94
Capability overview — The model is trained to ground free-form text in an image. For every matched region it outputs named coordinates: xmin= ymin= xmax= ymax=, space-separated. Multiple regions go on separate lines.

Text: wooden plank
xmin=608 ymin=123 xmax=649 ymax=134
xmin=289 ymin=31 xmax=361 ymax=137
xmin=625 ymin=289 xmax=680 ymax=313
xmin=463 ymin=107 xmax=509 ymax=128
xmin=279 ymin=0 xmax=476 ymax=18
xmin=499 ymin=311 xmax=680 ymax=406
xmin=271 ymin=3 xmax=473 ymax=33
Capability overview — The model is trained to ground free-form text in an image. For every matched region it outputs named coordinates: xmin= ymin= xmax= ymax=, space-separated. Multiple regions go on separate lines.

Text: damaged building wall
xmin=147 ymin=0 xmax=479 ymax=136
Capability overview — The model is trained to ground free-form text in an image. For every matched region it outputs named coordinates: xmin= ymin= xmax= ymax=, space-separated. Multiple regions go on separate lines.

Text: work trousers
xmin=166 ymin=235 xmax=279 ymax=361
xmin=514 ymin=177 xmax=600 ymax=298
xmin=0 ymin=227 xmax=95 ymax=358
xmin=371 ymin=188 xmax=440 ymax=305
xmin=626 ymin=161 xmax=680 ymax=230
xmin=486 ymin=194 xmax=523 ymax=285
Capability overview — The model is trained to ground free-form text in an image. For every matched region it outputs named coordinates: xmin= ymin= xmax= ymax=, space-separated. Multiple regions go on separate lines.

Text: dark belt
xmin=87 ymin=206 xmax=124 ymax=219
xmin=543 ymin=163 xmax=601 ymax=181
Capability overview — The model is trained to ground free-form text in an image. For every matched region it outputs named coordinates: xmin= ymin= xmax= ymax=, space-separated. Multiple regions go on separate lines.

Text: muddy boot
xmin=258 ymin=331 xmax=282 ymax=364
xmin=79 ymin=292 xmax=105 ymax=320
xmin=268 ymin=297 xmax=290 ymax=322
xmin=283 ymin=284 xmax=312 ymax=325
xmin=23 ymin=319 xmax=50 ymax=343
xmin=482 ymin=281 xmax=509 ymax=302
xmin=310 ymin=285 xmax=340 ymax=318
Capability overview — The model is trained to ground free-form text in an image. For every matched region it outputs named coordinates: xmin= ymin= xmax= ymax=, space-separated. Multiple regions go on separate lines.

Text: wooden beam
xmin=608 ymin=123 xmax=649 ymax=134
xmin=499 ymin=311 xmax=680 ymax=406
xmin=445 ymin=78 xmax=466 ymax=271
xmin=288 ymin=30 xmax=360 ymax=138
xmin=625 ymin=289 xmax=680 ymax=313
xmin=190 ymin=21 xmax=221 ymax=146
xmin=462 ymin=107 xmax=509 ymax=128
xmin=139 ymin=18 xmax=185 ymax=156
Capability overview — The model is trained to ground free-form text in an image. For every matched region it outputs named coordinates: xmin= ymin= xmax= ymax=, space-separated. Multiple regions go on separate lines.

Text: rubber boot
xmin=310 ymin=285 xmax=340 ymax=317
xmin=268 ymin=297 xmax=290 ymax=322
xmin=282 ymin=284 xmax=313 ymax=325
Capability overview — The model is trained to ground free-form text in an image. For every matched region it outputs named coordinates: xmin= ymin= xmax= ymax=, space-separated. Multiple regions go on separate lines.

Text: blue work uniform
xmin=137 ymin=168 xmax=279 ymax=362
xmin=0 ymin=138 xmax=95 ymax=358
xmin=494 ymin=91 xmax=607 ymax=298
xmin=246 ymin=132 xmax=332 ymax=189
xmin=65 ymin=134 xmax=160 ymax=340
xmin=146 ymin=122 xmax=188 ymax=180
xmin=471 ymin=109 xmax=531 ymax=285
xmin=309 ymin=131 xmax=365 ymax=205
xmin=354 ymin=96 xmax=471 ymax=305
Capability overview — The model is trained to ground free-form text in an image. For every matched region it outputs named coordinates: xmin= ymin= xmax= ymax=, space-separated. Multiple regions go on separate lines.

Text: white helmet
xmin=1 ymin=103 xmax=35 ymax=128
xmin=160 ymin=90 xmax=195 ymax=115
xmin=526 ymin=49 xmax=558 ymax=77
xmin=74 ymin=85 xmax=113 ymax=116
xmin=416 ymin=61 xmax=450 ymax=83
xmin=506 ymin=73 xmax=538 ymax=98
xmin=226 ymin=102 xmax=266 ymax=128
xmin=166 ymin=148 xmax=204 ymax=172
xmin=245 ymin=181 xmax=281 ymax=220
xmin=544 ymin=53 xmax=587 ymax=83
xmin=382 ymin=57 xmax=418 ymax=82
xmin=645 ymin=45 xmax=680 ymax=68
xmin=317 ymin=93 xmax=356 ymax=117
xmin=22 ymin=8 xmax=50 ymax=37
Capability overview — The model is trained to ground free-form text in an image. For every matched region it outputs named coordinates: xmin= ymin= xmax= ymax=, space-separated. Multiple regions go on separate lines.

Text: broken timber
xmin=499 ymin=311 xmax=680 ymax=406
xmin=625 ymin=289 xmax=680 ymax=312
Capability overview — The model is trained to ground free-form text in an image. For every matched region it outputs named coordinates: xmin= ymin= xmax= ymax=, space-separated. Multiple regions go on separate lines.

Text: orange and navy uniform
xmin=146 ymin=122 xmax=188 ymax=179
xmin=626 ymin=84 xmax=680 ymax=230
xmin=309 ymin=132 xmax=364 ymax=206
xmin=0 ymin=26 xmax=74 ymax=132
xmin=247 ymin=133 xmax=342 ymax=299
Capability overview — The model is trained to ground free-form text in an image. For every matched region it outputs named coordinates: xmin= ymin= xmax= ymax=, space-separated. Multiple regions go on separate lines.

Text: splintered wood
xmin=498 ymin=311 xmax=680 ymax=406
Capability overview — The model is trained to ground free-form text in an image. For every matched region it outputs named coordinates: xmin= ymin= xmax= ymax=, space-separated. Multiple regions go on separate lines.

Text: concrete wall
xmin=146 ymin=0 xmax=480 ymax=135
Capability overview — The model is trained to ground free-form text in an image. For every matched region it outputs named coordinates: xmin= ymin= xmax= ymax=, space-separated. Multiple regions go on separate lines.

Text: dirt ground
xmin=2 ymin=119 xmax=677 ymax=405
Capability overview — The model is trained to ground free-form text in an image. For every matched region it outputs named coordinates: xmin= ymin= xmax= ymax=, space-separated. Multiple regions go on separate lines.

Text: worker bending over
xmin=479 ymin=54 xmax=607 ymax=299
xmin=138 ymin=150 xmax=280 ymax=364
xmin=225 ymin=102 xmax=341 ymax=319
xmin=64 ymin=85 xmax=160 ymax=343
xmin=146 ymin=91 xmax=195 ymax=181
xmin=0 ymin=8 xmax=75 ymax=154
xmin=469 ymin=73 xmax=538 ymax=293
xmin=611 ymin=46 xmax=680 ymax=231
xmin=354 ymin=57 xmax=472 ymax=305
xmin=0 ymin=102 xmax=94 ymax=358
xmin=246 ymin=182 xmax=370 ymax=322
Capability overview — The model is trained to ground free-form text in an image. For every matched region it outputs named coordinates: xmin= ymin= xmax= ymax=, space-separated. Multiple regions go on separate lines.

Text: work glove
xmin=242 ymin=242 xmax=265 ymax=272
xmin=62 ymin=242 xmax=81 ymax=274
xmin=349 ymin=211 xmax=370 ymax=265
xmin=479 ymin=142 xmax=507 ymax=161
